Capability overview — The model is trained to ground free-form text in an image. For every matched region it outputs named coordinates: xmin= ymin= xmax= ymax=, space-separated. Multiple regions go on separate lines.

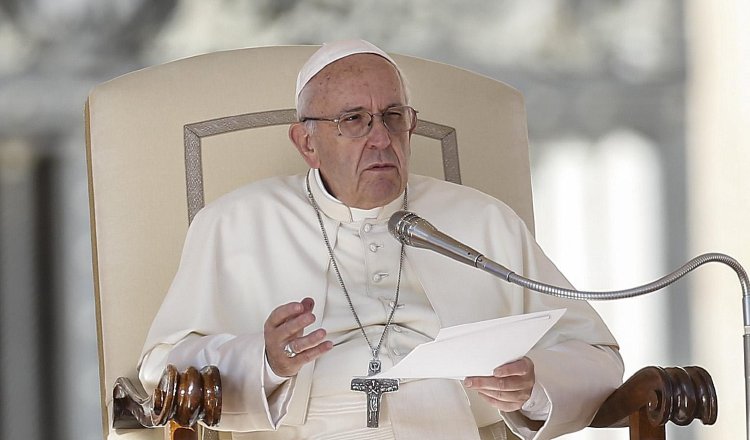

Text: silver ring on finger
xmin=283 ymin=342 xmax=297 ymax=358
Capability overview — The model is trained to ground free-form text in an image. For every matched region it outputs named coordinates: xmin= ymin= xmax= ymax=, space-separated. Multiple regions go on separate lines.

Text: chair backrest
xmin=85 ymin=45 xmax=534 ymax=438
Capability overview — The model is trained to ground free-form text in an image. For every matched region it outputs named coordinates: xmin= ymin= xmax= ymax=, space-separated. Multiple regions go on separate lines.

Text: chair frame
xmin=86 ymin=45 xmax=717 ymax=440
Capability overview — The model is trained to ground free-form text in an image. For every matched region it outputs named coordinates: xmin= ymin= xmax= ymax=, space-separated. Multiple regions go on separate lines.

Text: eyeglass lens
xmin=339 ymin=106 xmax=416 ymax=137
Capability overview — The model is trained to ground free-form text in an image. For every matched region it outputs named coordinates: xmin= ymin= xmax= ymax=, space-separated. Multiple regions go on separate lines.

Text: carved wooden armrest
xmin=590 ymin=366 xmax=717 ymax=436
xmin=113 ymin=364 xmax=716 ymax=438
xmin=112 ymin=365 xmax=222 ymax=430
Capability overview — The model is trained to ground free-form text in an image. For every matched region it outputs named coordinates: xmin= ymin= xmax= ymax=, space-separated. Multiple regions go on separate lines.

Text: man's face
xmin=291 ymin=54 xmax=412 ymax=209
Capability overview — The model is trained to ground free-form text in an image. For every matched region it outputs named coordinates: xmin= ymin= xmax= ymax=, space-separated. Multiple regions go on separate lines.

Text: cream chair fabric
xmin=85 ymin=45 xmax=533 ymax=439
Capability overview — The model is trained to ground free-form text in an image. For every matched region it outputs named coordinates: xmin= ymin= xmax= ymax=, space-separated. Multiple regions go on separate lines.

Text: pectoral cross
xmin=350 ymin=359 xmax=399 ymax=428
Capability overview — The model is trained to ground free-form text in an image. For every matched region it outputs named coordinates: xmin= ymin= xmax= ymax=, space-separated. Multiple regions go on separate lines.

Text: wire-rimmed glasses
xmin=301 ymin=105 xmax=418 ymax=138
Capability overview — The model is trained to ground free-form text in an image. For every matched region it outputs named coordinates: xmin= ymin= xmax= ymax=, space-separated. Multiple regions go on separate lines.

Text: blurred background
xmin=0 ymin=1 xmax=747 ymax=439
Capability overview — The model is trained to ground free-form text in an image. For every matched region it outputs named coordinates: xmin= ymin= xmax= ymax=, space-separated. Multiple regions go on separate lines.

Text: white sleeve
xmin=138 ymin=332 xmax=296 ymax=432
xmin=519 ymin=381 xmax=551 ymax=421
xmin=264 ymin=352 xmax=291 ymax=397
xmin=503 ymin=342 xmax=623 ymax=440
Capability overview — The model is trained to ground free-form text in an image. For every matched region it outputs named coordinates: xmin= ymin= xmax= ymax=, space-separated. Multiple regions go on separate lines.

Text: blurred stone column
xmin=686 ymin=1 xmax=750 ymax=439
xmin=0 ymin=2 xmax=178 ymax=439
xmin=0 ymin=141 xmax=47 ymax=439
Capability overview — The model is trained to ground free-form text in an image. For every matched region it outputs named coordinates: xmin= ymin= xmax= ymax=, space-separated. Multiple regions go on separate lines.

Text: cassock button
xmin=363 ymin=223 xmax=373 ymax=233
xmin=369 ymin=243 xmax=382 ymax=253
xmin=392 ymin=325 xmax=402 ymax=333
xmin=373 ymin=272 xmax=389 ymax=282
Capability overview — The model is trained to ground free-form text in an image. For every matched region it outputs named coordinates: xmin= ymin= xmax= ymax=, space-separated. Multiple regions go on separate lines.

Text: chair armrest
xmin=112 ymin=363 xmax=717 ymax=437
xmin=112 ymin=365 xmax=222 ymax=429
xmin=590 ymin=366 xmax=717 ymax=429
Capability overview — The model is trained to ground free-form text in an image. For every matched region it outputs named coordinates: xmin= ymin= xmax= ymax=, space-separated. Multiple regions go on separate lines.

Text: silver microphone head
xmin=388 ymin=210 xmax=420 ymax=245
xmin=388 ymin=210 xmax=439 ymax=248
xmin=388 ymin=210 xmax=484 ymax=266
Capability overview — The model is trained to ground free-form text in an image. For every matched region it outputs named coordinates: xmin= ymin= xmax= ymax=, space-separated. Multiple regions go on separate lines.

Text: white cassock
xmin=139 ymin=170 xmax=624 ymax=440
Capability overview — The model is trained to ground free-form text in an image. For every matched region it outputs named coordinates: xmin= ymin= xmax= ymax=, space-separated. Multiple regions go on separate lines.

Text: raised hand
xmin=264 ymin=297 xmax=333 ymax=377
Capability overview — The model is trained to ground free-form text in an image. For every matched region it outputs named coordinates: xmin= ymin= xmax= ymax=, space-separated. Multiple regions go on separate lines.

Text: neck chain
xmin=305 ymin=175 xmax=407 ymax=364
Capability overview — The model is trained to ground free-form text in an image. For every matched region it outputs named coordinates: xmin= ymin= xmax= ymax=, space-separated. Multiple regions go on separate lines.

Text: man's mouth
xmin=365 ymin=163 xmax=396 ymax=171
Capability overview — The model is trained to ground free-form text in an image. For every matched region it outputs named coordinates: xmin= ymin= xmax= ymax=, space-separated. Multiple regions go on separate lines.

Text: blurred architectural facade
xmin=0 ymin=1 xmax=747 ymax=439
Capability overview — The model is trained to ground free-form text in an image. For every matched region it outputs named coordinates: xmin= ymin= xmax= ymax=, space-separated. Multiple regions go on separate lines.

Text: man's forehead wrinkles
xmin=341 ymin=105 xmax=366 ymax=113
xmin=339 ymin=103 xmax=407 ymax=114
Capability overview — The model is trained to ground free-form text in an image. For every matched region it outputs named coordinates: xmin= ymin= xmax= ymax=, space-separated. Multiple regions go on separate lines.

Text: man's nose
xmin=366 ymin=115 xmax=391 ymax=148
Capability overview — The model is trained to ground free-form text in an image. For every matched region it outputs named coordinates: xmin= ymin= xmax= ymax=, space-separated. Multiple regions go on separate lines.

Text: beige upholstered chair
xmin=85 ymin=46 xmax=715 ymax=440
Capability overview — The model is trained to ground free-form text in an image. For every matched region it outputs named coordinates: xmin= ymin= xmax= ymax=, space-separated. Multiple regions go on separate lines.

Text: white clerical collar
xmin=308 ymin=168 xmax=405 ymax=223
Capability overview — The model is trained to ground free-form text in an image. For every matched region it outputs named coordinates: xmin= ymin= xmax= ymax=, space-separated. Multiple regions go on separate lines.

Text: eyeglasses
xmin=300 ymin=105 xmax=418 ymax=138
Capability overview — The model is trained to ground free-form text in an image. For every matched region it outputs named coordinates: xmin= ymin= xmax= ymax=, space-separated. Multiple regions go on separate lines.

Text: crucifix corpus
xmin=350 ymin=359 xmax=400 ymax=428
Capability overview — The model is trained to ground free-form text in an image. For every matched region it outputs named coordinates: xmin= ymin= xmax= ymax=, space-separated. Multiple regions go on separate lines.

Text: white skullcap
xmin=295 ymin=39 xmax=400 ymax=111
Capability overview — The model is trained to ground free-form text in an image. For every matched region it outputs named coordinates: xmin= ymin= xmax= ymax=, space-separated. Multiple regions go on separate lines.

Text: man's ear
xmin=289 ymin=122 xmax=320 ymax=168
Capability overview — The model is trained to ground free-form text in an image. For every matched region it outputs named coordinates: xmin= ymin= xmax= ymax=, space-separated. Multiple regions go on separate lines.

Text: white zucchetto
xmin=295 ymin=39 xmax=400 ymax=111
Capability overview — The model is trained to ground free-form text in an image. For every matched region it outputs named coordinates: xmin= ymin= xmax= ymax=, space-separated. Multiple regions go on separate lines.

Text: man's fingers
xmin=283 ymin=328 xmax=327 ymax=355
xmin=493 ymin=357 xmax=533 ymax=377
xmin=264 ymin=298 xmax=329 ymax=377
xmin=463 ymin=357 xmax=536 ymax=412
xmin=265 ymin=298 xmax=317 ymax=339
xmin=464 ymin=375 xmax=529 ymax=392
xmin=266 ymin=298 xmax=315 ymax=327
xmin=476 ymin=388 xmax=531 ymax=402
xmin=301 ymin=297 xmax=315 ymax=312
xmin=278 ymin=311 xmax=317 ymax=340
xmin=265 ymin=301 xmax=307 ymax=328
xmin=287 ymin=339 xmax=334 ymax=365
xmin=475 ymin=391 xmax=530 ymax=412
xmin=269 ymin=338 xmax=333 ymax=377
xmin=465 ymin=376 xmax=532 ymax=411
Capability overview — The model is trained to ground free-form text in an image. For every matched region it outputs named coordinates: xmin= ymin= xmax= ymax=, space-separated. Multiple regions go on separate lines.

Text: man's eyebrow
xmin=339 ymin=103 xmax=406 ymax=114
xmin=340 ymin=106 xmax=366 ymax=113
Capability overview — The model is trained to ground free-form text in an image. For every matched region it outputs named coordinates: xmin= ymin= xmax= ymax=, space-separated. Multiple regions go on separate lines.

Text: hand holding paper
xmin=373 ymin=309 xmax=565 ymax=380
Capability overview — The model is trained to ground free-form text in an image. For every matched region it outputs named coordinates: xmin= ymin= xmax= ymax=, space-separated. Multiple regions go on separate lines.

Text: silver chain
xmin=306 ymin=175 xmax=407 ymax=360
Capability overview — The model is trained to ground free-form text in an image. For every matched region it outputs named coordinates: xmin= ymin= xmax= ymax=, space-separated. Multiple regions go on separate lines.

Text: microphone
xmin=388 ymin=211 xmax=482 ymax=266
xmin=388 ymin=210 xmax=516 ymax=280
xmin=389 ymin=210 xmax=750 ymax=438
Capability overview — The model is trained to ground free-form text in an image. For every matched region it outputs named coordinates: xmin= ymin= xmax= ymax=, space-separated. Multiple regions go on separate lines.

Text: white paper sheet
xmin=373 ymin=309 xmax=566 ymax=380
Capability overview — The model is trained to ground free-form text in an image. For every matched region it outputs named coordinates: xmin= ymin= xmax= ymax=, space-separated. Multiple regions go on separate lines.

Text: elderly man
xmin=139 ymin=40 xmax=623 ymax=440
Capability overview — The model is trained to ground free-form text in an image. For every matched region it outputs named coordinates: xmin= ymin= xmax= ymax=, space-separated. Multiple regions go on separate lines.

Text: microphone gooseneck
xmin=389 ymin=210 xmax=749 ymax=303
xmin=389 ymin=210 xmax=750 ymax=439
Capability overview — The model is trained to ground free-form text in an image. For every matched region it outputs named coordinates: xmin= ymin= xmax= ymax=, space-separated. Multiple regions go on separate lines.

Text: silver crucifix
xmin=350 ymin=359 xmax=399 ymax=428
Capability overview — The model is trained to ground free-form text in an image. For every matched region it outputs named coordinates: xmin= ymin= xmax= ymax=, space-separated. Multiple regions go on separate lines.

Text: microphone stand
xmin=479 ymin=252 xmax=749 ymax=440
xmin=390 ymin=211 xmax=750 ymax=439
